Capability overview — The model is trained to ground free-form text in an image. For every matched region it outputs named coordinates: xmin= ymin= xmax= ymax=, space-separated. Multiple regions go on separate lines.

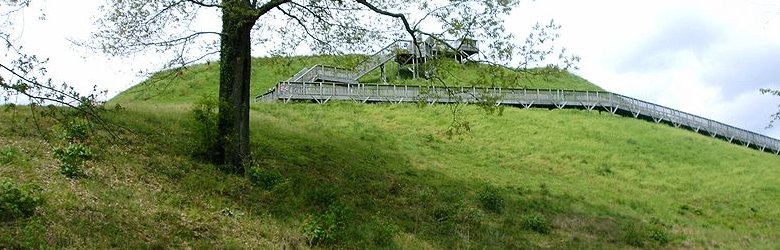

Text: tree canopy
xmin=90 ymin=0 xmax=530 ymax=65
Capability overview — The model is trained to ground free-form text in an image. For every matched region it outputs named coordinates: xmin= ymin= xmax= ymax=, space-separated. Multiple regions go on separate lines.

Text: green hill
xmin=111 ymin=55 xmax=601 ymax=104
xmin=1 ymin=56 xmax=778 ymax=249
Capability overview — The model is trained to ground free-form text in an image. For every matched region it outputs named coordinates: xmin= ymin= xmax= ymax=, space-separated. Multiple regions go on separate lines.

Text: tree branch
xmin=184 ymin=0 xmax=222 ymax=8
xmin=286 ymin=1 xmax=376 ymax=35
xmin=147 ymin=0 xmax=189 ymax=24
xmin=0 ymin=62 xmax=122 ymax=139
xmin=275 ymin=6 xmax=329 ymax=46
xmin=354 ymin=0 xmax=418 ymax=47
xmin=82 ymin=31 xmax=221 ymax=53
xmin=255 ymin=0 xmax=291 ymax=17
xmin=1 ymin=63 xmax=81 ymax=107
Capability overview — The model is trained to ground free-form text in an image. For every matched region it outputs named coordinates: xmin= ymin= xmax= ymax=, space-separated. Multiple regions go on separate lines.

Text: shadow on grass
xmin=1 ymin=106 xmax=675 ymax=249
xmin=197 ymin=108 xmax=674 ymax=248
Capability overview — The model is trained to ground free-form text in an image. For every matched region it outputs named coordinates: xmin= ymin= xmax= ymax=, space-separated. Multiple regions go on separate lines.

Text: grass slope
xmin=111 ymin=55 xmax=601 ymax=104
xmin=1 ymin=56 xmax=778 ymax=249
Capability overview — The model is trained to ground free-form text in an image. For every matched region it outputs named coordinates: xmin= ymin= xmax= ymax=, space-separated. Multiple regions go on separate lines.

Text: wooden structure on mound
xmin=256 ymin=38 xmax=780 ymax=156
xmin=284 ymin=38 xmax=480 ymax=84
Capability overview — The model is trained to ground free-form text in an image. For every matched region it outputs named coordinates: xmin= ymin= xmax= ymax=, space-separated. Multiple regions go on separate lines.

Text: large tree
xmin=91 ymin=0 xmax=573 ymax=171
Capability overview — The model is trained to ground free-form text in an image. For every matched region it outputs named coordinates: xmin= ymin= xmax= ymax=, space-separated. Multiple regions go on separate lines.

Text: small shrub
xmin=302 ymin=204 xmax=349 ymax=246
xmin=53 ymin=143 xmax=92 ymax=178
xmin=522 ymin=214 xmax=551 ymax=234
xmin=0 ymin=179 xmax=44 ymax=221
xmin=0 ymin=146 xmax=19 ymax=164
xmin=247 ymin=166 xmax=284 ymax=190
xmin=650 ymin=227 xmax=671 ymax=244
xmin=477 ymin=186 xmax=505 ymax=214
xmin=61 ymin=119 xmax=94 ymax=143
xmin=190 ymin=95 xmax=220 ymax=162
xmin=53 ymin=118 xmax=95 ymax=178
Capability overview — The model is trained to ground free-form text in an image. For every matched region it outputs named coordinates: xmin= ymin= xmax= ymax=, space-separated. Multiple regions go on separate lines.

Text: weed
xmin=522 ymin=213 xmax=551 ymax=234
xmin=650 ymin=227 xmax=671 ymax=244
xmin=54 ymin=143 xmax=92 ymax=178
xmin=477 ymin=186 xmax=505 ymax=214
xmin=596 ymin=165 xmax=613 ymax=176
xmin=0 ymin=179 xmax=43 ymax=221
xmin=0 ymin=146 xmax=19 ymax=164
xmin=302 ymin=204 xmax=350 ymax=246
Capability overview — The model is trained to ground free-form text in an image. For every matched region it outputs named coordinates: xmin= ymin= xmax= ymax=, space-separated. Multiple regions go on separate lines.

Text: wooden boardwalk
xmin=256 ymin=81 xmax=780 ymax=155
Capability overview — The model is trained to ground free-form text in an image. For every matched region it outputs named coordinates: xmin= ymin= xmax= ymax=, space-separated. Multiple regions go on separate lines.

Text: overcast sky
xmin=6 ymin=0 xmax=780 ymax=138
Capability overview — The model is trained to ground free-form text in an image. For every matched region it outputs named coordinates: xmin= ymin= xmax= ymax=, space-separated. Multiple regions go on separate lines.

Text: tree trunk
xmin=217 ymin=0 xmax=256 ymax=173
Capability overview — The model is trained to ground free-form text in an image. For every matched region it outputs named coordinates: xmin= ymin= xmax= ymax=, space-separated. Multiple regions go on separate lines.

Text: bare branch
xmin=137 ymin=31 xmax=222 ymax=47
xmin=352 ymin=0 xmax=427 ymax=60
xmin=354 ymin=0 xmax=417 ymax=41
xmin=275 ymin=6 xmax=329 ymax=46
xmin=255 ymin=0 xmax=291 ymax=17
xmin=1 ymin=63 xmax=81 ymax=107
xmin=147 ymin=0 xmax=189 ymax=24
xmin=184 ymin=0 xmax=222 ymax=8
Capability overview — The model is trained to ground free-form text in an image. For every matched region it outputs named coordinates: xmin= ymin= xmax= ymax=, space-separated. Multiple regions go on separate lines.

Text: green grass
xmin=1 ymin=56 xmax=779 ymax=249
xmin=111 ymin=55 xmax=601 ymax=105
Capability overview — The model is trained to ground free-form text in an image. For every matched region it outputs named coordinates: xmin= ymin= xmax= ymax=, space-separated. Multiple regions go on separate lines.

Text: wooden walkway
xmin=256 ymin=81 xmax=780 ymax=155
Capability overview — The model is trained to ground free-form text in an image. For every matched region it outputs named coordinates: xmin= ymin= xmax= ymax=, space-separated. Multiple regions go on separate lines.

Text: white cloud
xmin=511 ymin=0 xmax=780 ymax=138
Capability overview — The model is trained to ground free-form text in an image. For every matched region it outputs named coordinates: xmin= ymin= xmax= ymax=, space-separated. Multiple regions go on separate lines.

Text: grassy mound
xmin=1 ymin=56 xmax=778 ymax=249
xmin=111 ymin=55 xmax=601 ymax=104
